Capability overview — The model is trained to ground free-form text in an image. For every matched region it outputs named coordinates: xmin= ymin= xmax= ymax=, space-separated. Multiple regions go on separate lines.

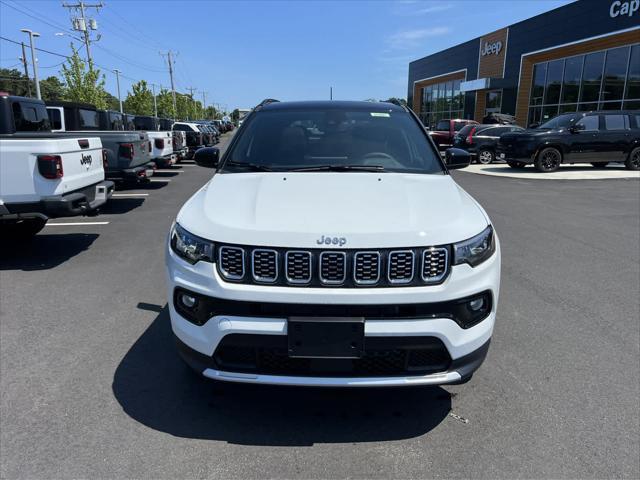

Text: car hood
xmin=177 ymin=172 xmax=489 ymax=249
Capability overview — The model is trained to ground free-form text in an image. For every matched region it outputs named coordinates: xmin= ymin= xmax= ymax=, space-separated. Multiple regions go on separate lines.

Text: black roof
xmin=46 ymin=100 xmax=96 ymax=110
xmin=259 ymin=100 xmax=406 ymax=112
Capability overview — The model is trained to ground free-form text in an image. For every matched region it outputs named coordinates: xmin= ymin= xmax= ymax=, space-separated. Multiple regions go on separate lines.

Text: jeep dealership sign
xmin=609 ymin=0 xmax=639 ymax=17
xmin=481 ymin=40 xmax=503 ymax=56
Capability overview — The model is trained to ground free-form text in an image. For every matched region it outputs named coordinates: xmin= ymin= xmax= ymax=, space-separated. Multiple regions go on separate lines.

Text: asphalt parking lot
xmin=1 ymin=136 xmax=639 ymax=479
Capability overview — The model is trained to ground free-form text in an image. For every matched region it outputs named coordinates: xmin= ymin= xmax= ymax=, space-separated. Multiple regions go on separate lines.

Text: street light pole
xmin=114 ymin=69 xmax=123 ymax=113
xmin=20 ymin=29 xmax=41 ymax=100
xmin=152 ymin=83 xmax=158 ymax=118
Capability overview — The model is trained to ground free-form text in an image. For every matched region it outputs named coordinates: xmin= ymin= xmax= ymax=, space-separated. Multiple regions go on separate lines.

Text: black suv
xmin=453 ymin=124 xmax=524 ymax=164
xmin=496 ymin=111 xmax=640 ymax=172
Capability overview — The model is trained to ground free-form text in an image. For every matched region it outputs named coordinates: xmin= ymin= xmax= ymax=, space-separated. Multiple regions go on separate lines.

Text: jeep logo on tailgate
xmin=80 ymin=154 xmax=93 ymax=166
xmin=317 ymin=235 xmax=347 ymax=246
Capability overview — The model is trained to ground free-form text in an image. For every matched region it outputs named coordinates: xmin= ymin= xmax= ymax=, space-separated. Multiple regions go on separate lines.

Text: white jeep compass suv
xmin=166 ymin=100 xmax=500 ymax=387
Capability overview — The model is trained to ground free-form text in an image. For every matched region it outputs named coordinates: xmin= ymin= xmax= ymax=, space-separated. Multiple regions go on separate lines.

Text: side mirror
xmin=568 ymin=123 xmax=585 ymax=133
xmin=444 ymin=148 xmax=471 ymax=170
xmin=194 ymin=147 xmax=219 ymax=168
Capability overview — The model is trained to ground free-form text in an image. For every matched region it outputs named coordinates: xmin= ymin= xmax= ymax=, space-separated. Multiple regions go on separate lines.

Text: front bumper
xmin=495 ymin=146 xmax=536 ymax=164
xmin=2 ymin=180 xmax=114 ymax=219
xmin=166 ymin=238 xmax=500 ymax=386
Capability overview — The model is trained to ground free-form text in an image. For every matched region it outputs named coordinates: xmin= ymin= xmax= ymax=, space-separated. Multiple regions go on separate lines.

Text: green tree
xmin=0 ymin=68 xmax=31 ymax=97
xmin=60 ymin=44 xmax=108 ymax=109
xmin=104 ymin=91 xmax=120 ymax=111
xmin=123 ymin=80 xmax=154 ymax=115
xmin=204 ymin=105 xmax=218 ymax=120
xmin=156 ymin=88 xmax=175 ymax=118
xmin=40 ymin=76 xmax=65 ymax=101
xmin=384 ymin=97 xmax=408 ymax=107
xmin=231 ymin=109 xmax=239 ymax=122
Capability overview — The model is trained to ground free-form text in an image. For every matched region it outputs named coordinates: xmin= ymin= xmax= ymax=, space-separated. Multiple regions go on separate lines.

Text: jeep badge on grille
xmin=316 ymin=235 xmax=347 ymax=246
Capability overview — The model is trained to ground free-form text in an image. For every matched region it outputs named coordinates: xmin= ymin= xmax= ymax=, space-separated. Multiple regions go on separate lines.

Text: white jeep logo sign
xmin=481 ymin=40 xmax=503 ymax=57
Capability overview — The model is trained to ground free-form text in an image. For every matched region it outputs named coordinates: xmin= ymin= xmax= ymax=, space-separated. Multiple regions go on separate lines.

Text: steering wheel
xmin=363 ymin=152 xmax=394 ymax=161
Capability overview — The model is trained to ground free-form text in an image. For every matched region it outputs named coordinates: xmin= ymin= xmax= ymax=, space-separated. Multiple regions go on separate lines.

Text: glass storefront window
xmin=527 ymin=43 xmax=639 ymax=127
xmin=531 ymin=63 xmax=547 ymax=106
xmin=580 ymin=51 xmax=605 ymax=103
xmin=418 ymin=78 xmax=466 ymax=128
xmin=601 ymin=46 xmax=629 ymax=101
xmin=544 ymin=59 xmax=564 ymax=105
xmin=625 ymin=45 xmax=640 ymax=100
xmin=561 ymin=56 xmax=583 ymax=104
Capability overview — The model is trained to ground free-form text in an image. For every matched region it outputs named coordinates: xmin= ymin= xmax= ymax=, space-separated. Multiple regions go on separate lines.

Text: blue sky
xmin=0 ymin=0 xmax=573 ymax=111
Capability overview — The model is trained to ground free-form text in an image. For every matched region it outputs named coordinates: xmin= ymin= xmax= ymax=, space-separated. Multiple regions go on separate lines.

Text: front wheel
xmin=535 ymin=147 xmax=562 ymax=172
xmin=591 ymin=162 xmax=609 ymax=168
xmin=477 ymin=149 xmax=495 ymax=164
xmin=625 ymin=147 xmax=640 ymax=171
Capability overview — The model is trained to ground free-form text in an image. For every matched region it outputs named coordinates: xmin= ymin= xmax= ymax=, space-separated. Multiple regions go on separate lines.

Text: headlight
xmin=170 ymin=223 xmax=214 ymax=264
xmin=453 ymin=225 xmax=495 ymax=267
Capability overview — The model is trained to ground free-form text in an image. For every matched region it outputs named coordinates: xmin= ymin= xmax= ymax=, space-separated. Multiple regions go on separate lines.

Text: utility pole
xmin=160 ymin=51 xmax=178 ymax=119
xmin=201 ymin=90 xmax=207 ymax=118
xmin=62 ymin=1 xmax=103 ymax=64
xmin=186 ymin=86 xmax=197 ymax=120
xmin=114 ymin=69 xmax=123 ymax=113
xmin=20 ymin=29 xmax=41 ymax=100
xmin=19 ymin=42 xmax=32 ymax=97
xmin=151 ymin=83 xmax=158 ymax=118
xmin=330 ymin=86 xmax=333 ymax=100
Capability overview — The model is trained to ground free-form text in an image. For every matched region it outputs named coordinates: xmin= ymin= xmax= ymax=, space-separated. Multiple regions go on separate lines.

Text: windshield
xmin=222 ymin=108 xmax=443 ymax=174
xmin=538 ymin=113 xmax=577 ymax=130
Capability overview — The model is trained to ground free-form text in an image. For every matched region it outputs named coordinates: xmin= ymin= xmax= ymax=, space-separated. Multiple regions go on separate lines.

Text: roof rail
xmin=255 ymin=98 xmax=280 ymax=110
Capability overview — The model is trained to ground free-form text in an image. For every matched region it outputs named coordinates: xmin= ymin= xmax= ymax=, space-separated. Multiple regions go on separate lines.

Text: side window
xmin=435 ymin=120 xmax=450 ymax=131
xmin=453 ymin=122 xmax=465 ymax=131
xmin=604 ymin=114 xmax=629 ymax=130
xmin=478 ymin=127 xmax=500 ymax=137
xmin=48 ymin=109 xmax=62 ymax=130
xmin=576 ymin=115 xmax=599 ymax=131
xmin=78 ymin=109 xmax=99 ymax=128
xmin=635 ymin=115 xmax=640 ymax=129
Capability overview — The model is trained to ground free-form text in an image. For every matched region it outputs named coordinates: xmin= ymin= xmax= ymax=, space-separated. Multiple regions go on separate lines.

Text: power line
xmin=61 ymin=1 xmax=104 ymax=63
xmin=0 ymin=0 xmax=74 ymax=34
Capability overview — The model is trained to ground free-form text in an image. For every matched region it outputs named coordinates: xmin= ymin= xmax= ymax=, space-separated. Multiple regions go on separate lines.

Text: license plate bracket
xmin=288 ymin=317 xmax=364 ymax=359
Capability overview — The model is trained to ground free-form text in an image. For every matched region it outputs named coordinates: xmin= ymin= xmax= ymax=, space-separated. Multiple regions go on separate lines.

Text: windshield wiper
xmin=289 ymin=164 xmax=385 ymax=172
xmin=226 ymin=161 xmax=273 ymax=172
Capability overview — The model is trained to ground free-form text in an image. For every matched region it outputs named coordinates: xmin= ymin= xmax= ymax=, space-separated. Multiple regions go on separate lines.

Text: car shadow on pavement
xmin=99 ymin=197 xmax=145 ymax=215
xmin=0 ymin=233 xmax=99 ymax=271
xmin=115 ymin=181 xmax=169 ymax=192
xmin=112 ymin=306 xmax=452 ymax=446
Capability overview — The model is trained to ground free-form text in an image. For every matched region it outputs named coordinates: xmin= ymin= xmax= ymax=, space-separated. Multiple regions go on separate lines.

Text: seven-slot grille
xmin=219 ymin=246 xmax=245 ymax=280
xmin=252 ymin=249 xmax=278 ymax=283
xmin=422 ymin=248 xmax=449 ymax=283
xmin=388 ymin=251 xmax=414 ymax=284
xmin=319 ymin=252 xmax=346 ymax=284
xmin=286 ymin=251 xmax=312 ymax=284
xmin=216 ymin=245 xmax=450 ymax=287
xmin=354 ymin=252 xmax=380 ymax=285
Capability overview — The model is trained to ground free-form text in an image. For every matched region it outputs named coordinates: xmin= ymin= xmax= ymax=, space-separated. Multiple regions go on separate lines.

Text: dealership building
xmin=407 ymin=0 xmax=640 ymax=128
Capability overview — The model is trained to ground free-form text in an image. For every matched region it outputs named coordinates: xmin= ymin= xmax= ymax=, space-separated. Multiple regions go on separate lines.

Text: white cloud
xmin=385 ymin=27 xmax=450 ymax=50
xmin=415 ymin=4 xmax=454 ymax=14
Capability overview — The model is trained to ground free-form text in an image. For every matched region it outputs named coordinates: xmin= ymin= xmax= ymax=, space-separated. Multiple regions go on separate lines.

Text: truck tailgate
xmin=0 ymin=137 xmax=104 ymax=201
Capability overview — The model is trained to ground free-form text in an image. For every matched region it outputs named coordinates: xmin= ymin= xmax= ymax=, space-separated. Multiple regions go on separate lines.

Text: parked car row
xmin=437 ymin=110 xmax=640 ymax=172
xmin=0 ymin=93 xmax=230 ymax=237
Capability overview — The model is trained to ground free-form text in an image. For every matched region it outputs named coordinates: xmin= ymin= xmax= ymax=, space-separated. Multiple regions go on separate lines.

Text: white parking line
xmin=46 ymin=221 xmax=110 ymax=226
xmin=177 ymin=164 xmax=196 ymax=167
xmin=150 ymin=178 xmax=171 ymax=182
xmin=155 ymin=169 xmax=183 ymax=173
xmin=112 ymin=193 xmax=150 ymax=197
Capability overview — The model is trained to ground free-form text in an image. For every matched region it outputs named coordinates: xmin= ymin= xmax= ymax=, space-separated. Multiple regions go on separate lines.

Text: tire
xmin=534 ymin=147 xmax=562 ymax=172
xmin=477 ymin=149 xmax=495 ymax=165
xmin=507 ymin=161 xmax=526 ymax=169
xmin=1 ymin=218 xmax=47 ymax=238
xmin=625 ymin=147 xmax=640 ymax=171
xmin=591 ymin=162 xmax=609 ymax=168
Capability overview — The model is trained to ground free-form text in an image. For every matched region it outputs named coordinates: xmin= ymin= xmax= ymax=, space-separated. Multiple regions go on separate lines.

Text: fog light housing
xmin=469 ymin=298 xmax=485 ymax=311
xmin=451 ymin=291 xmax=492 ymax=329
xmin=180 ymin=294 xmax=197 ymax=308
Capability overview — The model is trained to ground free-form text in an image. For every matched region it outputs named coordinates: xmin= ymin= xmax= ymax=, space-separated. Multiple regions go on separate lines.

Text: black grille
xmin=213 ymin=334 xmax=452 ymax=377
xmin=215 ymin=244 xmax=451 ymax=287
xmin=219 ymin=247 xmax=244 ymax=279
xmin=252 ymin=249 xmax=278 ymax=283
xmin=354 ymin=252 xmax=380 ymax=284
xmin=320 ymin=252 xmax=346 ymax=284
xmin=286 ymin=251 xmax=312 ymax=284
xmin=422 ymin=248 xmax=448 ymax=283
xmin=388 ymin=251 xmax=414 ymax=283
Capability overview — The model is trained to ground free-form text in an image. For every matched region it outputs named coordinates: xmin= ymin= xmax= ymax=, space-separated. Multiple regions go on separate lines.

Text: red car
xmin=427 ymin=118 xmax=478 ymax=150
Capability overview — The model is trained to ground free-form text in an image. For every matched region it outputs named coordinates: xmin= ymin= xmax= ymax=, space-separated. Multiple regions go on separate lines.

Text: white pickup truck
xmin=133 ymin=116 xmax=175 ymax=168
xmin=0 ymin=94 xmax=114 ymax=237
